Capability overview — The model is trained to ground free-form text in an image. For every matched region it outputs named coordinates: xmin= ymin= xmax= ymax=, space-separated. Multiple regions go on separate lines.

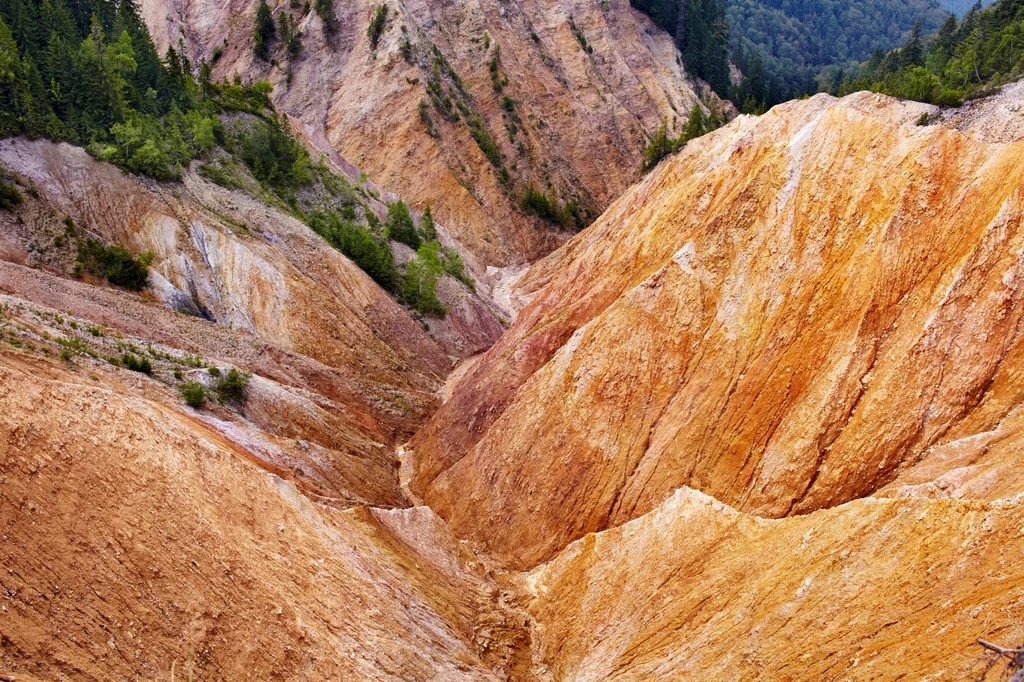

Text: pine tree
xmin=315 ymin=0 xmax=337 ymax=34
xmin=703 ymin=0 xmax=730 ymax=96
xmin=641 ymin=122 xmax=673 ymax=171
xmin=932 ymin=14 xmax=958 ymax=58
xmin=681 ymin=104 xmax=705 ymax=142
xmin=253 ymin=0 xmax=275 ymax=60
xmin=864 ymin=47 xmax=884 ymax=79
xmin=743 ymin=51 xmax=766 ymax=105
xmin=385 ymin=200 xmax=421 ymax=249
xmin=420 ymin=203 xmax=436 ymax=241
xmin=4 ymin=0 xmax=44 ymax=60
xmin=45 ymin=31 xmax=75 ymax=120
xmin=19 ymin=52 xmax=54 ymax=136
xmin=162 ymin=42 xmax=193 ymax=108
xmin=39 ymin=0 xmax=79 ymax=47
xmin=901 ymin=19 xmax=925 ymax=67
xmin=115 ymin=0 xmax=162 ymax=110
xmin=0 ymin=16 xmax=26 ymax=136
xmin=197 ymin=58 xmax=213 ymax=100
xmin=675 ymin=0 xmax=729 ymax=98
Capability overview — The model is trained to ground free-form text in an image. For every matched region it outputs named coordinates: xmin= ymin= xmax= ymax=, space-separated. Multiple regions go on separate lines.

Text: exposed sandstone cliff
xmin=141 ymin=0 xmax=709 ymax=267
xmin=410 ymin=89 xmax=1024 ymax=570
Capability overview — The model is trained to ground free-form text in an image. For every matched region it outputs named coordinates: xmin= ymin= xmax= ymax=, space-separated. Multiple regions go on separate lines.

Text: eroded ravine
xmin=409 ymin=88 xmax=1024 ymax=573
xmin=6 ymin=81 xmax=1024 ymax=681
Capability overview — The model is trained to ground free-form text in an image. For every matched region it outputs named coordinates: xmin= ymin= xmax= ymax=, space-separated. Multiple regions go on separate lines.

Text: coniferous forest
xmin=3 ymin=0 xmax=1024 ymax=178
xmin=631 ymin=0 xmax=953 ymax=107
xmin=0 ymin=0 xmax=271 ymax=180
xmin=835 ymin=0 xmax=1024 ymax=103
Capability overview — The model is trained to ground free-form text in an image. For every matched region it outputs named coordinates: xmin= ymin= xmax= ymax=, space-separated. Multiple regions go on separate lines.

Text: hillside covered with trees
xmin=728 ymin=0 xmax=949 ymax=101
xmin=630 ymin=0 xmax=950 ymax=108
xmin=838 ymin=0 xmax=1024 ymax=105
xmin=938 ymin=0 xmax=995 ymax=16
xmin=0 ymin=0 xmax=280 ymax=180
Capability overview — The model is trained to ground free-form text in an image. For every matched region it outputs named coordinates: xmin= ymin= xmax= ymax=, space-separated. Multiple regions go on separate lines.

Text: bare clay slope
xmin=0 ymin=347 xmax=529 ymax=681
xmin=410 ymin=89 xmax=1024 ymax=570
xmin=141 ymin=0 xmax=708 ymax=267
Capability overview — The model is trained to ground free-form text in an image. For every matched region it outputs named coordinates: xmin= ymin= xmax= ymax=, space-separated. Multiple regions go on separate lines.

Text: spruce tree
xmin=385 ymin=200 xmax=421 ymax=249
xmin=0 ymin=16 xmax=27 ymax=136
xmin=253 ymin=0 xmax=275 ymax=60
xmin=901 ymin=19 xmax=925 ymax=68
xmin=420 ymin=203 xmax=436 ymax=241
xmin=40 ymin=0 xmax=79 ymax=48
xmin=675 ymin=0 xmax=729 ymax=98
xmin=681 ymin=104 xmax=705 ymax=142
xmin=4 ymin=0 xmax=44 ymax=60
xmin=315 ymin=0 xmax=337 ymax=34
xmin=115 ymin=0 xmax=162 ymax=109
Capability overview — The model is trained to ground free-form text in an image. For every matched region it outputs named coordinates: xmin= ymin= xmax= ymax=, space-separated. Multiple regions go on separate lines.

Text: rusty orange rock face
xmin=527 ymin=487 xmax=1024 ymax=681
xmin=411 ymin=91 xmax=1024 ymax=569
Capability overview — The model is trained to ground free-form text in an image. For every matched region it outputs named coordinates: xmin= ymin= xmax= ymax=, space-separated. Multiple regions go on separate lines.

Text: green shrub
xmin=0 ymin=178 xmax=22 ymax=210
xmin=368 ymin=4 xmax=388 ymax=49
xmin=129 ymin=140 xmax=172 ymax=178
xmin=643 ymin=107 xmax=711 ymax=172
xmin=489 ymin=47 xmax=504 ymax=92
xmin=467 ymin=115 xmax=501 ymax=166
xmin=216 ymin=368 xmax=250 ymax=403
xmin=420 ymin=204 xmax=437 ymax=241
xmin=642 ymin=123 xmax=674 ymax=171
xmin=180 ymin=381 xmax=205 ymax=408
xmin=441 ymin=246 xmax=473 ymax=289
xmin=208 ymin=366 xmax=222 ymax=377
xmin=402 ymin=243 xmax=446 ymax=317
xmin=520 ymin=183 xmax=563 ymax=224
xmin=238 ymin=119 xmax=312 ymax=190
xmin=316 ymin=0 xmax=338 ymax=33
xmin=198 ymin=163 xmax=241 ymax=189
xmin=75 ymin=239 xmax=153 ymax=290
xmin=563 ymin=197 xmax=590 ymax=231
xmin=569 ymin=17 xmax=592 ymax=53
xmin=121 ymin=353 xmax=152 ymax=374
xmin=418 ymin=99 xmax=438 ymax=137
xmin=385 ymin=200 xmax=421 ymax=249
